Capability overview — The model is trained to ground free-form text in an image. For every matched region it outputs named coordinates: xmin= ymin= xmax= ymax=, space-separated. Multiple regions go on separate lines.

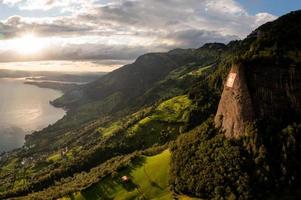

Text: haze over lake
xmin=0 ymin=78 xmax=66 ymax=152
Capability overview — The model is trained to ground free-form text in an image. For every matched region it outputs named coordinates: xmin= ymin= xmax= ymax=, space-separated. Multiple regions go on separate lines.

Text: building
xmin=121 ymin=175 xmax=130 ymax=182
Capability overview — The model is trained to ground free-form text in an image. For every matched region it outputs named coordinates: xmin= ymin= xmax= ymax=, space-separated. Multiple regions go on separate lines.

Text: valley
xmin=1 ymin=9 xmax=301 ymax=200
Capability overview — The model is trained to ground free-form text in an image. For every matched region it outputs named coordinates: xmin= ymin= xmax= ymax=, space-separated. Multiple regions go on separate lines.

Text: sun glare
xmin=12 ymin=33 xmax=45 ymax=55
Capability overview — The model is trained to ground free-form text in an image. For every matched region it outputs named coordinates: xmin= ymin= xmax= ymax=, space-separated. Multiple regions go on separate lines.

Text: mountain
xmin=0 ymin=41 xmax=223 ymax=199
xmin=215 ymin=10 xmax=301 ymax=138
xmin=52 ymin=45 xmax=224 ymax=115
xmin=53 ymin=49 xmax=206 ymax=108
xmin=171 ymin=10 xmax=301 ymax=200
xmin=1 ymin=10 xmax=301 ymax=200
xmin=23 ymin=45 xmax=222 ymax=152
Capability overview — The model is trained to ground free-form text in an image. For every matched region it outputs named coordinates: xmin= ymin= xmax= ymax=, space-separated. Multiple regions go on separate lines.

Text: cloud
xmin=1 ymin=0 xmax=22 ymax=6
xmin=253 ymin=12 xmax=276 ymax=28
xmin=0 ymin=41 xmax=165 ymax=62
xmin=0 ymin=0 xmax=277 ymax=64
xmin=1 ymin=0 xmax=94 ymax=11
xmin=86 ymin=0 xmax=276 ymax=37
xmin=0 ymin=15 xmax=97 ymax=39
xmin=167 ymin=29 xmax=239 ymax=48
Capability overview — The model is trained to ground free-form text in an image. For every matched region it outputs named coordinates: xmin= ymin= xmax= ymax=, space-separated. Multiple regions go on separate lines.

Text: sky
xmin=0 ymin=0 xmax=300 ymax=71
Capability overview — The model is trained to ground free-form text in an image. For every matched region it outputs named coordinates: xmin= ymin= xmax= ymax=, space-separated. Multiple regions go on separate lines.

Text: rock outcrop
xmin=214 ymin=63 xmax=254 ymax=138
xmin=215 ymin=59 xmax=301 ymax=138
xmin=214 ymin=10 xmax=301 ymax=138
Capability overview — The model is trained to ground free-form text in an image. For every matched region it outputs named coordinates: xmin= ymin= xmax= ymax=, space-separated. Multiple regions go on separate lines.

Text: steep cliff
xmin=214 ymin=63 xmax=254 ymax=138
xmin=215 ymin=59 xmax=301 ymax=138
xmin=215 ymin=10 xmax=301 ymax=138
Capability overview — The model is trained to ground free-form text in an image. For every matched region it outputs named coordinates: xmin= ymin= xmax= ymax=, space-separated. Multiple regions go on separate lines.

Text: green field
xmin=61 ymin=150 xmax=171 ymax=199
xmin=129 ymin=95 xmax=191 ymax=132
xmin=62 ymin=150 xmax=200 ymax=200
xmin=98 ymin=95 xmax=191 ymax=140
xmin=155 ymin=95 xmax=192 ymax=122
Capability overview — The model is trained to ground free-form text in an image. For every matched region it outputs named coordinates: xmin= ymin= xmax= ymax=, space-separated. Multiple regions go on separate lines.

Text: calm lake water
xmin=0 ymin=78 xmax=66 ymax=152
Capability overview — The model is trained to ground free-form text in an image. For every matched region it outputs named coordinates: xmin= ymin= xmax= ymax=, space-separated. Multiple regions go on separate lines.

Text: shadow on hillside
xmin=143 ymin=165 xmax=164 ymax=190
xmin=80 ymin=156 xmax=147 ymax=199
xmin=150 ymin=180 xmax=164 ymax=190
xmin=120 ymin=156 xmax=147 ymax=192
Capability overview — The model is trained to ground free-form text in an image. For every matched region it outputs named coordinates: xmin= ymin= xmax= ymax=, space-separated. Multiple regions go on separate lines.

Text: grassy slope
xmin=0 ymin=61 xmax=211 ymax=198
xmin=61 ymin=150 xmax=171 ymax=200
xmin=98 ymin=95 xmax=192 ymax=138
xmin=63 ymin=150 xmax=198 ymax=200
xmin=0 ymin=95 xmax=191 ymax=196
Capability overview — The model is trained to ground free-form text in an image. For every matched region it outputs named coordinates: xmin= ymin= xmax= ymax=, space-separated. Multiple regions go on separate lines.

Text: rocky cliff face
xmin=214 ymin=63 xmax=254 ymax=138
xmin=215 ymin=59 xmax=301 ymax=138
xmin=214 ymin=10 xmax=301 ymax=138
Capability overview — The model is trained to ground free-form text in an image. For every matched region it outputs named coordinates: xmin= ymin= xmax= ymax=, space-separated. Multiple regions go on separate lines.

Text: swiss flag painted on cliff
xmin=214 ymin=63 xmax=254 ymax=138
xmin=215 ymin=59 xmax=301 ymax=138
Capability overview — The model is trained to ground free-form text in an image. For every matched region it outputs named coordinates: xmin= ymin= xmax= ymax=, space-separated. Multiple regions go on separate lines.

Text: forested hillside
xmin=171 ymin=10 xmax=301 ymax=200
xmin=0 ymin=40 xmax=223 ymax=199
xmin=1 ymin=10 xmax=301 ymax=200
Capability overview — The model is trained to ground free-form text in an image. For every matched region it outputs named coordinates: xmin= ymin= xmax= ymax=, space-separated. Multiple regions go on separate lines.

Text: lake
xmin=0 ymin=78 xmax=66 ymax=152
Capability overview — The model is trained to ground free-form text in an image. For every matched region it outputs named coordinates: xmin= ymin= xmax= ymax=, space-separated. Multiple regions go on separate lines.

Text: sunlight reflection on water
xmin=0 ymin=78 xmax=66 ymax=152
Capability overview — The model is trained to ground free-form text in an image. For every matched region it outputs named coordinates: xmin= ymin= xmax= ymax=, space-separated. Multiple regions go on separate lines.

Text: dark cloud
xmin=169 ymin=29 xmax=239 ymax=48
xmin=0 ymin=15 xmax=96 ymax=39
xmin=0 ymin=42 xmax=167 ymax=62
xmin=0 ymin=0 xmax=276 ymax=64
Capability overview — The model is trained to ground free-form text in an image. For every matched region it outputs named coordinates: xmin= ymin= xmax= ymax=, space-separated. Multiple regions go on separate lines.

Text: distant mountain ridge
xmin=52 ymin=46 xmax=223 ymax=110
xmin=21 ymin=42 xmax=223 ymax=156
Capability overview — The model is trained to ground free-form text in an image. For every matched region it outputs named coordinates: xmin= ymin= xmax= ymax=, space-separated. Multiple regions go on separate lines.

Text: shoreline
xmin=0 ymin=77 xmax=67 ymax=153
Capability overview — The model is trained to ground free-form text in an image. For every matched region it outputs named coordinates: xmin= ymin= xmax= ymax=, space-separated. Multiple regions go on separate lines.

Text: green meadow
xmin=63 ymin=150 xmax=172 ymax=200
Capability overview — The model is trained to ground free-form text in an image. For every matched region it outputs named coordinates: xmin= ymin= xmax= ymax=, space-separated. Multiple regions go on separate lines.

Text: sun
xmin=12 ymin=33 xmax=45 ymax=55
